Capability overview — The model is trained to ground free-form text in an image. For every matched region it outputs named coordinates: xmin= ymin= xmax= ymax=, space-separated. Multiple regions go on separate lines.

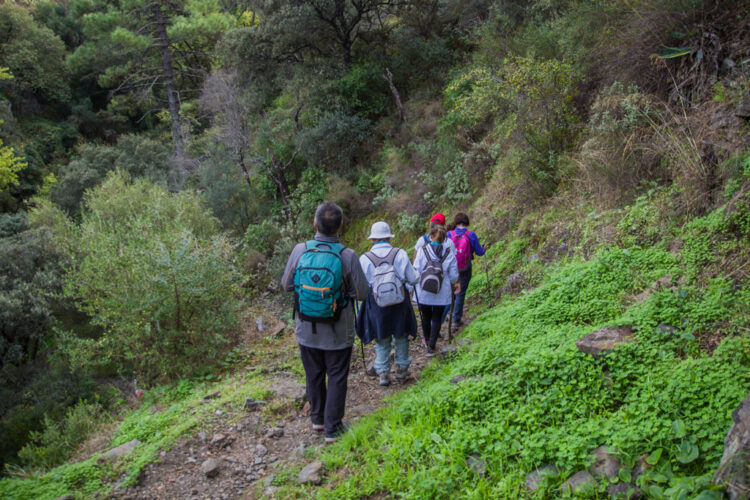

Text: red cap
xmin=430 ymin=212 xmax=446 ymax=224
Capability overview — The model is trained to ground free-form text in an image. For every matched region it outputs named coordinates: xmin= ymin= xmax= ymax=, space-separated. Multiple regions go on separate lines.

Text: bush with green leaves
xmin=51 ymin=135 xmax=170 ymax=217
xmin=53 ymin=172 xmax=242 ymax=382
xmin=334 ymin=62 xmax=391 ymax=119
xmin=579 ymin=82 xmax=664 ymax=197
xmin=18 ymin=400 xmax=107 ymax=471
xmin=0 ymin=217 xmax=65 ymax=369
xmin=298 ymin=111 xmax=371 ymax=174
xmin=442 ymin=56 xmax=580 ymax=195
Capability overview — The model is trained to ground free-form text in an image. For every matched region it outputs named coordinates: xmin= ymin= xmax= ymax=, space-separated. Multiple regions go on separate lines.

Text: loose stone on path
xmin=298 ymin=460 xmax=324 ymax=485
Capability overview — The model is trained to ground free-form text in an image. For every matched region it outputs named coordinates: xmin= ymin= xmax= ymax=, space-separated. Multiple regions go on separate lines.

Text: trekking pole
xmin=413 ymin=287 xmax=427 ymax=347
xmin=484 ymin=253 xmax=490 ymax=292
xmin=448 ymin=291 xmax=454 ymax=344
xmin=354 ymin=299 xmax=366 ymax=372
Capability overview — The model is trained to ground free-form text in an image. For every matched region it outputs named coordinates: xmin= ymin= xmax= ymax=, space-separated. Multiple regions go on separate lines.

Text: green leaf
xmin=672 ymin=419 xmax=687 ymax=438
xmin=655 ymin=46 xmax=695 ymax=59
xmin=618 ymin=468 xmax=632 ymax=483
xmin=674 ymin=440 xmax=699 ymax=464
xmin=646 ymin=448 xmax=663 ymax=465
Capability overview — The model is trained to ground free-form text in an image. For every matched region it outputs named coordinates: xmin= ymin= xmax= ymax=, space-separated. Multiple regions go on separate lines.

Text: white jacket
xmin=411 ymin=241 xmax=458 ymax=306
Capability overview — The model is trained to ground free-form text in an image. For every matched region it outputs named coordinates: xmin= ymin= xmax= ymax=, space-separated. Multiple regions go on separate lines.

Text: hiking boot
xmin=395 ymin=366 xmax=409 ymax=380
xmin=425 ymin=348 xmax=436 ymax=358
xmin=312 ymin=423 xmax=324 ymax=433
xmin=324 ymin=422 xmax=350 ymax=444
xmin=378 ymin=372 xmax=390 ymax=386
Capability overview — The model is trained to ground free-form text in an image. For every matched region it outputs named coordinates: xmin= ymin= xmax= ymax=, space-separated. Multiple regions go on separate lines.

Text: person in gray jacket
xmin=281 ymin=201 xmax=369 ymax=443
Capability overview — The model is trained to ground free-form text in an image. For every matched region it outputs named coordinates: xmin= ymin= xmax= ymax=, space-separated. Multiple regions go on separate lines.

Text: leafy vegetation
xmin=0 ymin=0 xmax=748 ymax=496
xmin=276 ymin=198 xmax=750 ymax=498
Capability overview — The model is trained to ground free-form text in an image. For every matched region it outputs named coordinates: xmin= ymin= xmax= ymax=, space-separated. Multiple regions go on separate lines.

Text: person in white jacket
xmin=412 ymin=224 xmax=459 ymax=357
xmin=357 ymin=221 xmax=419 ymax=386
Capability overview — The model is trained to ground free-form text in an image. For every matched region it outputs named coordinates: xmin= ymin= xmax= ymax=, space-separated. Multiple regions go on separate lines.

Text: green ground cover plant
xmin=275 ymin=199 xmax=750 ymax=499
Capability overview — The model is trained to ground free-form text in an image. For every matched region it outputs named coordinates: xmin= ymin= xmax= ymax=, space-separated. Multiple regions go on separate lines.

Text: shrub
xmin=0 ymin=224 xmax=65 ymax=369
xmin=56 ymin=172 xmax=242 ymax=382
xmin=334 ymin=62 xmax=391 ymax=119
xmin=495 ymin=55 xmax=581 ymax=194
xmin=51 ymin=135 xmax=170 ymax=217
xmin=298 ymin=111 xmax=371 ymax=174
xmin=577 ymin=82 xmax=664 ymax=201
xmin=17 ymin=401 xmax=107 ymax=471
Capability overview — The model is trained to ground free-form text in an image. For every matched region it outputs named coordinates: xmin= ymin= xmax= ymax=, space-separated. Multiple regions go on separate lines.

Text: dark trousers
xmin=419 ymin=305 xmax=445 ymax=350
xmin=452 ymin=267 xmax=472 ymax=323
xmin=299 ymin=344 xmax=352 ymax=434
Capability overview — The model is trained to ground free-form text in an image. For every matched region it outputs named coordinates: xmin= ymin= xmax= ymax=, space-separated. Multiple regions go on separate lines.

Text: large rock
xmin=589 ymin=446 xmax=620 ymax=479
xmin=560 ymin=470 xmax=595 ymax=495
xmin=201 ymin=458 xmax=221 ymax=478
xmin=525 ymin=465 xmax=560 ymax=492
xmin=268 ymin=373 xmax=307 ymax=405
xmin=576 ymin=326 xmax=635 ymax=359
xmin=99 ymin=439 xmax=141 ymax=461
xmin=298 ymin=460 xmax=324 ymax=485
xmin=715 ymin=393 xmax=750 ymax=499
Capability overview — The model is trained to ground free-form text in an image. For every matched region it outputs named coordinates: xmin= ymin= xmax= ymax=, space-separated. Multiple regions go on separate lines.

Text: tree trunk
xmin=237 ymin=150 xmax=253 ymax=188
xmin=154 ymin=2 xmax=185 ymax=160
xmin=270 ymin=155 xmax=291 ymax=206
xmin=383 ymin=67 xmax=405 ymax=123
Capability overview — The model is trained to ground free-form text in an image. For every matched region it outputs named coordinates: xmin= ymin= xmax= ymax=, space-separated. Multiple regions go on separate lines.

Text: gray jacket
xmin=281 ymin=233 xmax=369 ymax=350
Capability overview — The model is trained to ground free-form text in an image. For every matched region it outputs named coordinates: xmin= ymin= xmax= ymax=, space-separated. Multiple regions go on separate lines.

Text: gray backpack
xmin=365 ymin=247 xmax=405 ymax=307
xmin=419 ymin=245 xmax=447 ymax=294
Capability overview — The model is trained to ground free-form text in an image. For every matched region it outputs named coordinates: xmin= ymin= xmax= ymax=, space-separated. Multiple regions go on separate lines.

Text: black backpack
xmin=419 ymin=245 xmax=447 ymax=294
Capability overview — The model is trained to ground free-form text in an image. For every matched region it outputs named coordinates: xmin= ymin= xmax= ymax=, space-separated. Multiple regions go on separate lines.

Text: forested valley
xmin=1 ymin=0 xmax=749 ymax=498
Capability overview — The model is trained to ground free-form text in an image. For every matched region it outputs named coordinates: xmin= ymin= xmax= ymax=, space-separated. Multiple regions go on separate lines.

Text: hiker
xmin=281 ymin=201 xmax=369 ymax=443
xmin=413 ymin=212 xmax=455 ymax=259
xmin=413 ymin=212 xmax=456 ymax=324
xmin=356 ymin=221 xmax=419 ymax=387
xmin=412 ymin=224 xmax=459 ymax=357
xmin=447 ymin=213 xmax=486 ymax=326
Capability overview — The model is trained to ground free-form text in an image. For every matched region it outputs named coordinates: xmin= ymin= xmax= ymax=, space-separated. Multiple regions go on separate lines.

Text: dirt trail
xmin=116 ymin=298 xmax=464 ymax=500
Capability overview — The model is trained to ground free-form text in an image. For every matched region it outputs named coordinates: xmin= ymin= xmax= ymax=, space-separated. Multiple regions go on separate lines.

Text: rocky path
xmin=115 ymin=300 xmax=463 ymax=500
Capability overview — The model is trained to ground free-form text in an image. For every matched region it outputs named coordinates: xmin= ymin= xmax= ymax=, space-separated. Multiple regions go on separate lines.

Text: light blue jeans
xmin=374 ymin=335 xmax=411 ymax=374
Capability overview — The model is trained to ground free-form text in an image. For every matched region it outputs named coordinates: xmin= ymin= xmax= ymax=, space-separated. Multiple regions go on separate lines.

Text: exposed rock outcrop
xmin=576 ymin=326 xmax=635 ymax=359
xmin=715 ymin=393 xmax=750 ymax=499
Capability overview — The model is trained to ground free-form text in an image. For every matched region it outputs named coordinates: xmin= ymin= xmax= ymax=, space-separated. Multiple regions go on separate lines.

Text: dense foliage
xmin=0 ymin=0 xmax=748 ymax=493
xmin=49 ymin=173 xmax=243 ymax=381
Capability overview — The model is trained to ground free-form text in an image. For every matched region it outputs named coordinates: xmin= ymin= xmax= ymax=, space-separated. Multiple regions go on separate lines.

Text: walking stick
xmin=448 ymin=290 xmax=455 ymax=344
xmin=413 ymin=287 xmax=427 ymax=347
xmin=353 ymin=299 xmax=366 ymax=372
xmin=484 ymin=253 xmax=490 ymax=292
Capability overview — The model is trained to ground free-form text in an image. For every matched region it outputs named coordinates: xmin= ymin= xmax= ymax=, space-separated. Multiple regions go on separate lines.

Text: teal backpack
xmin=293 ymin=240 xmax=347 ymax=332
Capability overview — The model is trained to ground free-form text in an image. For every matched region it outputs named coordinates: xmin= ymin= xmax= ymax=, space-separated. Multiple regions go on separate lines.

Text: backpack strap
xmin=366 ymin=247 xmax=399 ymax=267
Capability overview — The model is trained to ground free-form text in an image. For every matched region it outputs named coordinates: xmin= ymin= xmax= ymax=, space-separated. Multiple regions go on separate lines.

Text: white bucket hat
xmin=367 ymin=221 xmax=395 ymax=240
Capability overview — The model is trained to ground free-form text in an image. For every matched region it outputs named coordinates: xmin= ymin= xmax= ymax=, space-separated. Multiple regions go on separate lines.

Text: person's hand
xmin=453 ymin=282 xmax=461 ymax=295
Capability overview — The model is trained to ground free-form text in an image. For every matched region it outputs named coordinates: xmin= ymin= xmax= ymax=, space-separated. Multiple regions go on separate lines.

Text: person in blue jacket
xmin=447 ymin=213 xmax=485 ymax=326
